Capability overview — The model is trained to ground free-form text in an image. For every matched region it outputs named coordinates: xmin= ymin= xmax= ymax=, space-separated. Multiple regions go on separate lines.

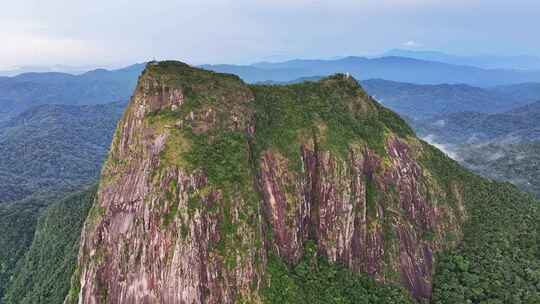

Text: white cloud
xmin=423 ymin=135 xmax=461 ymax=160
xmin=0 ymin=31 xmax=107 ymax=67
xmin=433 ymin=119 xmax=446 ymax=127
xmin=403 ymin=40 xmax=423 ymax=48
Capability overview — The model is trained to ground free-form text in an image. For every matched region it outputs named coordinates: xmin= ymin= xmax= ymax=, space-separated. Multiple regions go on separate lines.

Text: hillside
xmin=0 ymin=189 xmax=79 ymax=302
xmin=0 ymin=102 xmax=124 ymax=301
xmin=36 ymin=61 xmax=537 ymax=303
xmin=492 ymin=82 xmax=540 ymax=101
xmin=0 ymin=64 xmax=144 ymax=122
xmin=413 ymin=101 xmax=540 ymax=144
xmin=2 ymin=187 xmax=96 ymax=304
xmin=0 ymin=102 xmax=125 ymax=204
xmin=412 ymin=102 xmax=540 ymax=198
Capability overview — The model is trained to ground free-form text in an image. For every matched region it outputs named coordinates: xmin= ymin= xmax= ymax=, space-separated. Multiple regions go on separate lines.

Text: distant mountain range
xmin=203 ymin=56 xmax=540 ymax=86
xmin=3 ymin=57 xmax=540 ymax=123
xmin=385 ymin=49 xmax=540 ymax=70
xmin=362 ymin=80 xmax=540 ymax=119
xmin=0 ymin=63 xmax=144 ymax=121
xmin=0 ymin=65 xmax=108 ymax=77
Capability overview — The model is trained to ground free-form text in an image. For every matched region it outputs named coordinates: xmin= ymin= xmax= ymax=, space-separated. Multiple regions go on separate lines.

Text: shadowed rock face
xmin=67 ymin=61 xmax=465 ymax=303
xmin=259 ymin=136 xmax=463 ymax=300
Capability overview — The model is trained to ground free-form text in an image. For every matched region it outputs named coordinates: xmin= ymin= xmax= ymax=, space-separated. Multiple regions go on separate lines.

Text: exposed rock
xmin=67 ymin=61 xmax=466 ymax=303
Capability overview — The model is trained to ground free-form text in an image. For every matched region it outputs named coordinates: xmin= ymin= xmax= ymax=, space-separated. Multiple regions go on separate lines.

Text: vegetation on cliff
xmin=263 ymin=241 xmax=413 ymax=303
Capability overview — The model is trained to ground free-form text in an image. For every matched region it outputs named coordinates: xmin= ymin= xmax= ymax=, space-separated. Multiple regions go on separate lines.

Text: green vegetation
xmin=185 ymin=131 xmax=251 ymax=187
xmin=0 ymin=102 xmax=125 ymax=204
xmin=432 ymin=181 xmax=540 ymax=303
xmin=0 ymin=191 xmax=89 ymax=302
xmin=0 ymin=199 xmax=40 ymax=301
xmin=145 ymin=61 xmax=261 ymax=273
xmin=419 ymin=141 xmax=540 ymax=303
xmin=2 ymin=187 xmax=96 ymax=304
xmin=263 ymin=241 xmax=413 ymax=304
xmin=0 ymin=102 xmax=124 ymax=302
xmin=251 ymin=75 xmax=414 ymax=167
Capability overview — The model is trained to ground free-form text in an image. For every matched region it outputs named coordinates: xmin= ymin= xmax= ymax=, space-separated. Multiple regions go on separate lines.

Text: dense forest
xmin=0 ymin=102 xmax=123 ymax=301
xmin=2 ymin=188 xmax=95 ymax=304
xmin=0 ymin=102 xmax=125 ymax=203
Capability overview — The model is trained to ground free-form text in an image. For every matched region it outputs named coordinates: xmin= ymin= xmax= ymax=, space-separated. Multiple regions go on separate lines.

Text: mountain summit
xmin=65 ymin=61 xmax=540 ymax=303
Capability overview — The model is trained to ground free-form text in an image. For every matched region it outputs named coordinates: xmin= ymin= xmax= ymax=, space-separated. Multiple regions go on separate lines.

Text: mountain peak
xmin=65 ymin=61 xmax=540 ymax=303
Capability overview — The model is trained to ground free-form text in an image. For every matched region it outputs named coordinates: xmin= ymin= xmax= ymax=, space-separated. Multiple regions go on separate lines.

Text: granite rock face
xmin=67 ymin=61 xmax=466 ymax=303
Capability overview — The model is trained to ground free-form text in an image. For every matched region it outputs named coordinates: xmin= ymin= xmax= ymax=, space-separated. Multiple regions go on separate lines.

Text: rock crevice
xmin=67 ymin=62 xmax=465 ymax=303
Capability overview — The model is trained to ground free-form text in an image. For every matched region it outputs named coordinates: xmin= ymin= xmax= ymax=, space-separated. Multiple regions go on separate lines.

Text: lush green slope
xmin=2 ymin=187 xmax=96 ymax=304
xmin=0 ymin=201 xmax=40 ymax=302
xmin=0 ymin=102 xmax=123 ymax=302
xmin=433 ymin=180 xmax=540 ymax=303
xmin=417 ymin=144 xmax=540 ymax=303
xmin=264 ymin=242 xmax=413 ymax=304
xmin=0 ymin=102 xmax=125 ymax=204
xmin=0 ymin=190 xmax=78 ymax=302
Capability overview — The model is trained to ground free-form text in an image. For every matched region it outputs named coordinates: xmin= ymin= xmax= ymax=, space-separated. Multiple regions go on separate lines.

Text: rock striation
xmin=66 ymin=61 xmax=467 ymax=303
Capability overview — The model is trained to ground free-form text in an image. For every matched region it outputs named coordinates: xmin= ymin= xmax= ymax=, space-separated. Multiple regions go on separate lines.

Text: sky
xmin=1 ymin=0 xmax=539 ymax=69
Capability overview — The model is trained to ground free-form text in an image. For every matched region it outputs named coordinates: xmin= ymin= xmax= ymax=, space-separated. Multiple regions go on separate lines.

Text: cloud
xmin=0 ymin=31 xmax=106 ymax=68
xmin=1 ymin=0 xmax=540 ymax=67
xmin=433 ymin=119 xmax=446 ymax=127
xmin=403 ymin=40 xmax=423 ymax=48
xmin=422 ymin=135 xmax=461 ymax=160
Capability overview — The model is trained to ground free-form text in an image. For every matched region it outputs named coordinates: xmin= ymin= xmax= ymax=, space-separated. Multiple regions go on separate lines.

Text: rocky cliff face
xmin=66 ymin=61 xmax=467 ymax=303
